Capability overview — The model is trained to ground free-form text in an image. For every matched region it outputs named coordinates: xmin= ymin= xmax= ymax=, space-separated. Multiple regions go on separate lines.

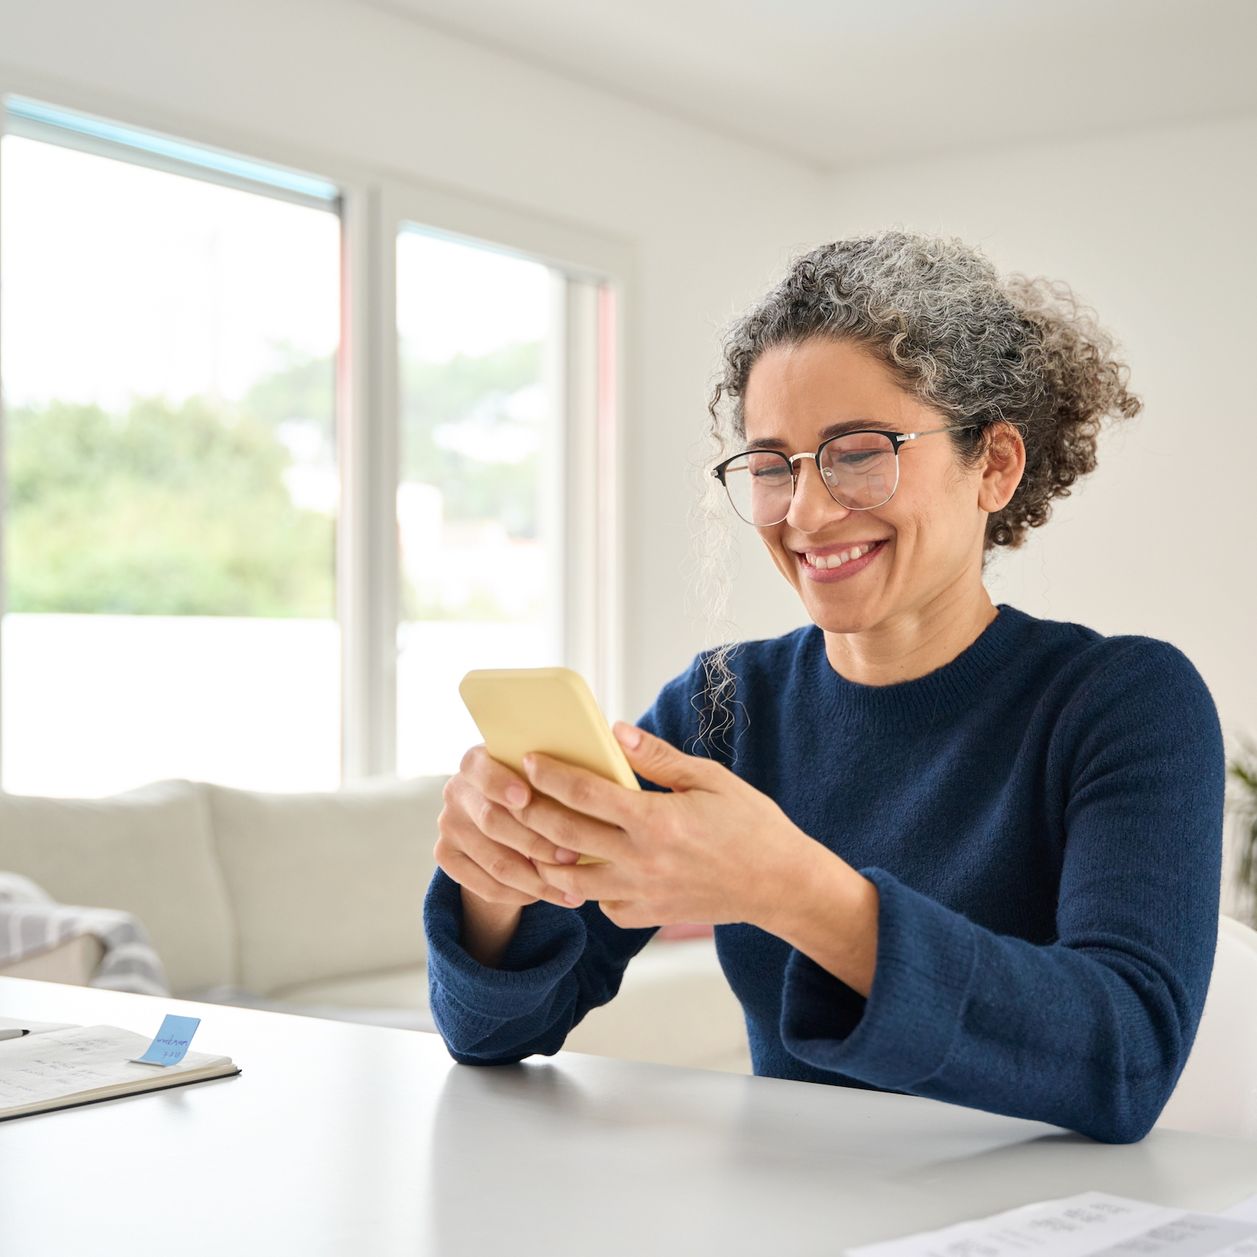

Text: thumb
xmin=613 ymin=722 xmax=708 ymax=790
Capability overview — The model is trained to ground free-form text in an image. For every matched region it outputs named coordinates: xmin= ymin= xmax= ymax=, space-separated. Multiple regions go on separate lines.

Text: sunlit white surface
xmin=0 ymin=614 xmax=340 ymax=795
xmin=0 ymin=134 xmax=339 ymax=410
xmin=0 ymin=615 xmax=546 ymax=794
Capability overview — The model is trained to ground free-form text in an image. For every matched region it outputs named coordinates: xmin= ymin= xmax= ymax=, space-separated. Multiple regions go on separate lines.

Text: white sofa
xmin=0 ymin=777 xmax=751 ymax=1074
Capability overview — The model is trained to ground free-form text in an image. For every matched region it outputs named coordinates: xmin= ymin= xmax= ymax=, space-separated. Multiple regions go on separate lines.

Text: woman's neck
xmin=822 ymin=587 xmax=999 ymax=687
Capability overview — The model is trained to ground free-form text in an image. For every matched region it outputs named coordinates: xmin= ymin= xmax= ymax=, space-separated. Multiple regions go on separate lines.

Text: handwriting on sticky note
xmin=130 ymin=1015 xmax=201 ymax=1067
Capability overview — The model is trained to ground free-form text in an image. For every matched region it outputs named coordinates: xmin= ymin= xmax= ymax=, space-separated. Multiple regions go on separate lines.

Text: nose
xmin=784 ymin=455 xmax=851 ymax=531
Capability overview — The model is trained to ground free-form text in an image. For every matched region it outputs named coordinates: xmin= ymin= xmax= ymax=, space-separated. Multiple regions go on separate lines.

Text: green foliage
xmin=400 ymin=343 xmax=543 ymax=536
xmin=4 ymin=339 xmax=545 ymax=619
xmin=238 ymin=339 xmax=545 ymax=532
xmin=6 ymin=396 xmax=333 ymax=617
xmin=239 ymin=342 xmax=334 ymax=435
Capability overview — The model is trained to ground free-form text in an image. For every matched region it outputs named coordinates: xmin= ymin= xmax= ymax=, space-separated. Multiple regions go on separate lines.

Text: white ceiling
xmin=355 ymin=0 xmax=1257 ymax=170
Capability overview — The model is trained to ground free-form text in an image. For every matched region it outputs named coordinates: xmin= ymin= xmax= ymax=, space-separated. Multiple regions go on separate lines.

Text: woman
xmin=423 ymin=231 xmax=1224 ymax=1144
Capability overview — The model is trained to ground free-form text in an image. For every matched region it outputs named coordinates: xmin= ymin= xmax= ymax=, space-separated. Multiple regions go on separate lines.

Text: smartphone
xmin=458 ymin=666 xmax=639 ymax=867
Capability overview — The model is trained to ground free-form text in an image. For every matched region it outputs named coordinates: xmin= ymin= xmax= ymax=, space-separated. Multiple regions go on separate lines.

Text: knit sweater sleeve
xmin=778 ymin=638 xmax=1225 ymax=1143
xmin=422 ymin=655 xmax=708 ymax=1065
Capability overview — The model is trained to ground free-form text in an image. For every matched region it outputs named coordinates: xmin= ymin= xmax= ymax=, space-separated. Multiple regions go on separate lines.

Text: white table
xmin=2 ymin=975 xmax=1256 ymax=1255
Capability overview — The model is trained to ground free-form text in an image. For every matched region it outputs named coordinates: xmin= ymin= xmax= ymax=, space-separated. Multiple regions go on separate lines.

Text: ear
xmin=977 ymin=422 xmax=1026 ymax=514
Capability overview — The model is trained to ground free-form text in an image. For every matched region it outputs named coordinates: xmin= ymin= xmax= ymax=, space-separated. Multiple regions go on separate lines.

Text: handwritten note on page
xmin=0 ymin=1025 xmax=231 ymax=1112
xmin=130 ymin=1014 xmax=201 ymax=1066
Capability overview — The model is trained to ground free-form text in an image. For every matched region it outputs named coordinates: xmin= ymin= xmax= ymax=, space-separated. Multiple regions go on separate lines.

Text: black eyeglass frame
xmin=710 ymin=422 xmax=985 ymax=522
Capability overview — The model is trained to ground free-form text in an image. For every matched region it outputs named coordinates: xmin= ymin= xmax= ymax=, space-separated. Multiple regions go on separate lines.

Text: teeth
xmin=803 ymin=542 xmax=879 ymax=569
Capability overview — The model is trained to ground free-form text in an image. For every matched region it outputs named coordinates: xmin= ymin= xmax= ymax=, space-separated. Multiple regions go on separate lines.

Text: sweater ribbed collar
xmin=809 ymin=602 xmax=1032 ymax=729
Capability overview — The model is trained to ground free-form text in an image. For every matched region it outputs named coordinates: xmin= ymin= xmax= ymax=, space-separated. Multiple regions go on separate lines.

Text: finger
xmin=533 ymin=857 xmax=622 ymax=906
xmin=520 ymin=752 xmax=636 ymax=840
xmin=451 ymin=776 xmax=570 ymax=866
xmin=510 ymin=790 xmax=625 ymax=866
xmin=445 ymin=848 xmax=582 ymax=911
xmin=439 ymin=848 xmax=535 ymax=906
xmin=451 ymin=827 xmax=581 ymax=910
xmin=461 ymin=743 xmax=533 ymax=811
xmin=611 ymin=722 xmax=713 ymax=791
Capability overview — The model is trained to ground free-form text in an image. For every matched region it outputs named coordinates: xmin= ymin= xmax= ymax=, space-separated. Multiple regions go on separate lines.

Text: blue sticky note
xmin=131 ymin=1015 xmax=201 ymax=1067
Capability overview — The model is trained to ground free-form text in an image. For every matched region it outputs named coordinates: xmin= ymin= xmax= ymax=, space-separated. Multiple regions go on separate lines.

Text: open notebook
xmin=0 ymin=1015 xmax=240 ymax=1121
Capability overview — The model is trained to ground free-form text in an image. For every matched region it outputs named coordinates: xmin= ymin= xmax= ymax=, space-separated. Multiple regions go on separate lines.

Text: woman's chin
xmin=805 ymin=600 xmax=882 ymax=635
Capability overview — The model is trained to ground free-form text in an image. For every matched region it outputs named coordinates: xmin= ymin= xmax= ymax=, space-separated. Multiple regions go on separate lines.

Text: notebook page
xmin=0 ymin=1025 xmax=231 ymax=1111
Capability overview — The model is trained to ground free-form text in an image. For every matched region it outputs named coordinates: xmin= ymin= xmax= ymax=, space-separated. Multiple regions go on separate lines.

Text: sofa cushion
xmin=270 ymin=963 xmax=431 ymax=1012
xmin=205 ymin=775 xmax=443 ymax=996
xmin=0 ymin=779 xmax=236 ymax=994
xmin=563 ymin=934 xmax=751 ymax=1074
xmin=190 ymin=965 xmax=437 ymax=1033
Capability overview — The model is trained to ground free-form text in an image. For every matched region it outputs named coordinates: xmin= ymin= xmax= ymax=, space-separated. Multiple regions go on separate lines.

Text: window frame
xmin=381 ymin=182 xmax=632 ymax=779
xmin=0 ymin=75 xmax=633 ymax=785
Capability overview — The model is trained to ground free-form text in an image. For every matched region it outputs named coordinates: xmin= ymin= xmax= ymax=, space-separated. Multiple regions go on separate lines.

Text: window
xmin=394 ymin=228 xmax=567 ymax=777
xmin=0 ymin=95 xmax=624 ymax=794
xmin=0 ymin=99 xmax=342 ymax=793
xmin=388 ymin=204 xmax=622 ymax=779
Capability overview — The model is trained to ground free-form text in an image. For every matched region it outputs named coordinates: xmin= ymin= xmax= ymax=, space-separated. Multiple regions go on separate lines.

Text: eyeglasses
xmin=710 ymin=424 xmax=981 ymax=526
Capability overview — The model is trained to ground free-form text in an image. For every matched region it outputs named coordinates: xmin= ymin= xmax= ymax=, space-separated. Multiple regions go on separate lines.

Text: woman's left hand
xmin=510 ymin=721 xmax=810 ymax=931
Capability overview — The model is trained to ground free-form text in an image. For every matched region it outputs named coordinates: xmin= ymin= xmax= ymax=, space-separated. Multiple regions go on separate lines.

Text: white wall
xmin=0 ymin=0 xmax=828 ymax=723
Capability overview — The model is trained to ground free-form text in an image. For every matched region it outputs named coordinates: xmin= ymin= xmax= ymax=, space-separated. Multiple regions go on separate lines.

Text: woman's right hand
xmin=435 ymin=744 xmax=583 ymax=911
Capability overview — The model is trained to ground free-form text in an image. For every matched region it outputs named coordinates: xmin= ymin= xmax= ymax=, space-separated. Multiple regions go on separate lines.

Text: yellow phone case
xmin=458 ymin=666 xmax=640 ymax=867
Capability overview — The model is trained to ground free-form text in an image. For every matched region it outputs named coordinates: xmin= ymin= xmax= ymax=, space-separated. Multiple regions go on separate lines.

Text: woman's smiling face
xmin=741 ymin=337 xmax=994 ymax=637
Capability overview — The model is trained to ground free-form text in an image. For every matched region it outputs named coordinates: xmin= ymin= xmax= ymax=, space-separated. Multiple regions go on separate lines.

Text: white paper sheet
xmin=847 ymin=1192 xmax=1257 ymax=1257
xmin=1222 ymin=1196 xmax=1257 ymax=1225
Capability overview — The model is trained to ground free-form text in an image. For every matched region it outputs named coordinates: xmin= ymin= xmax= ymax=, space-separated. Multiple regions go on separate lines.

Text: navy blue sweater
xmin=423 ymin=604 xmax=1224 ymax=1143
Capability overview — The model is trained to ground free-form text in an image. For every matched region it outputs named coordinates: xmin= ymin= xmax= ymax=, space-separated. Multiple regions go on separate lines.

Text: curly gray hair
xmin=684 ymin=229 xmax=1142 ymax=764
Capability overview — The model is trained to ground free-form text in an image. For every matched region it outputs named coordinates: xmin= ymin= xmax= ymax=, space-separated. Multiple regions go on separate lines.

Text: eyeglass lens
xmin=720 ymin=432 xmax=899 ymax=525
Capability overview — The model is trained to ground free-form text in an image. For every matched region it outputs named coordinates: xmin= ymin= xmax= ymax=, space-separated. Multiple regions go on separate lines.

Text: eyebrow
xmin=742 ymin=419 xmax=877 ymax=450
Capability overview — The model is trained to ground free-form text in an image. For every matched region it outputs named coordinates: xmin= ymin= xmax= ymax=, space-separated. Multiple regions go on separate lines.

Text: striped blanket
xmin=0 ymin=872 xmax=170 ymax=996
